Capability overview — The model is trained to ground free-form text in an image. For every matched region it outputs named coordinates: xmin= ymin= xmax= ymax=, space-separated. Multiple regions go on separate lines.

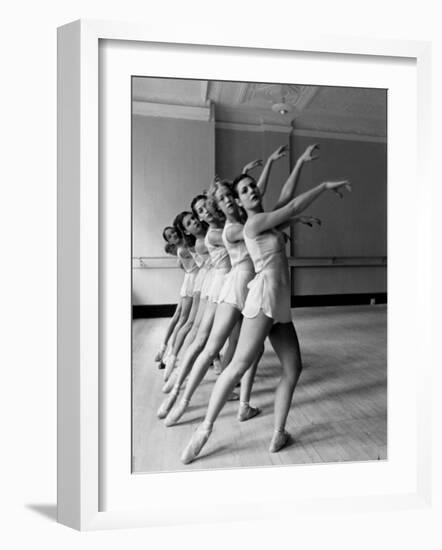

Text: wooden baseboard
xmin=290 ymin=292 xmax=387 ymax=308
xmin=132 ymin=304 xmax=177 ymax=318
xmin=133 ymin=293 xmax=387 ymax=318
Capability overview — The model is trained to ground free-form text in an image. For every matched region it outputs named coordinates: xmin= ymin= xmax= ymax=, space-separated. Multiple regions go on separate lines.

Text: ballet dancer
xmin=165 ymin=183 xmax=320 ymax=425
xmin=157 ymin=193 xmax=232 ymax=418
xmin=180 ymin=165 xmax=351 ymax=463
xmin=160 ymin=221 xmax=200 ymax=379
xmin=162 ymin=150 xmax=283 ymax=373
xmin=163 ymin=207 xmax=211 ymax=381
xmin=154 ymin=231 xmax=185 ymax=368
xmin=155 ymin=225 xmax=195 ymax=367
xmin=164 ymin=144 xmax=314 ymax=425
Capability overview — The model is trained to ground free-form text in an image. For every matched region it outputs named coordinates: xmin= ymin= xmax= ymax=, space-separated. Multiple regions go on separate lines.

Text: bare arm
xmin=207 ymin=229 xmax=224 ymax=247
xmin=224 ymin=224 xmax=244 ymax=243
xmin=273 ymin=144 xmax=320 ymax=210
xmin=276 ymin=215 xmax=322 ymax=232
xmin=256 ymin=145 xmax=288 ymax=197
xmin=247 ymin=180 xmax=351 ymax=237
xmin=241 ymin=146 xmax=288 ymax=195
xmin=241 ymin=159 xmax=263 ymax=175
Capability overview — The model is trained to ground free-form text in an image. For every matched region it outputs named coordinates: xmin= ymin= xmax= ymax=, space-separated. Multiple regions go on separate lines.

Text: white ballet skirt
xmin=205 ymin=227 xmax=231 ymax=303
xmin=191 ymin=237 xmax=211 ymax=294
xmin=242 ymin=226 xmax=292 ymax=324
xmin=179 ymin=271 xmax=198 ymax=298
xmin=200 ymin=265 xmax=215 ymax=299
xmin=177 ymin=246 xmax=198 ymax=298
xmin=217 ymin=221 xmax=255 ymax=311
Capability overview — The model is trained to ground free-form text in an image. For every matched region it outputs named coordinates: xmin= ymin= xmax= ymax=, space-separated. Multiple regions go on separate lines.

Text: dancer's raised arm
xmin=273 ymin=144 xmax=319 ymax=210
xmin=256 ymin=145 xmax=288 ymax=197
xmin=241 ymin=159 xmax=263 ymax=175
xmin=241 ymin=145 xmax=288 ymax=197
xmin=247 ymin=180 xmax=351 ymax=237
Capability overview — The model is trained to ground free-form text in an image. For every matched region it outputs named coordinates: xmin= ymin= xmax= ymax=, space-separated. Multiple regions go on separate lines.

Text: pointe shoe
xmin=181 ymin=425 xmax=212 ymax=464
xmin=227 ymin=391 xmax=240 ymax=401
xmin=162 ymin=373 xmax=176 ymax=393
xmin=164 ymin=398 xmax=189 ymax=427
xmin=157 ymin=390 xmax=179 ymax=419
xmin=237 ymin=403 xmax=261 ymax=422
xmin=269 ymin=430 xmax=291 ymax=453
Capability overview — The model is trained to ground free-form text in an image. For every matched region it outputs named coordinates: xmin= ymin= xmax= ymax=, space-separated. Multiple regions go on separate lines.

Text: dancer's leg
xmin=178 ymin=295 xmax=207 ymax=359
xmin=165 ymin=294 xmax=200 ymax=380
xmin=204 ymin=313 xmax=272 ymax=424
xmin=218 ymin=318 xmax=241 ymax=370
xmin=166 ymin=305 xmax=241 ymax=424
xmin=157 ymin=301 xmax=218 ymax=418
xmin=181 ymin=312 xmax=273 ymax=463
xmin=267 ymin=322 xmax=303 ymax=451
xmin=237 ymin=345 xmax=264 ymax=421
xmin=169 ymin=297 xmax=192 ymax=350
xmin=175 ymin=301 xmax=218 ymax=385
xmin=155 ymin=301 xmax=182 ymax=362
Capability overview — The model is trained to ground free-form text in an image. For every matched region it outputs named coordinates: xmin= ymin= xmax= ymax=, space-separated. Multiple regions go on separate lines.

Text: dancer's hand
xmin=325 ymin=180 xmax=352 ymax=198
xmin=300 ymin=143 xmax=320 ymax=163
xmin=242 ymin=159 xmax=263 ymax=174
xmin=269 ymin=145 xmax=288 ymax=162
xmin=299 ymin=215 xmax=322 ymax=227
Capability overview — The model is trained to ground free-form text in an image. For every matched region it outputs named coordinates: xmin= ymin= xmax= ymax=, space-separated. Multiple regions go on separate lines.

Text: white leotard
xmin=177 ymin=246 xmax=198 ymax=298
xmin=242 ymin=225 xmax=292 ymax=323
xmin=191 ymin=236 xmax=211 ymax=295
xmin=204 ymin=227 xmax=231 ymax=303
xmin=217 ymin=221 xmax=255 ymax=311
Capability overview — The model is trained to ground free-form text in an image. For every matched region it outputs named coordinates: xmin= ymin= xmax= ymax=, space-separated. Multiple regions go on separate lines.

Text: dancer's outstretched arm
xmin=242 ymin=159 xmax=263 ymax=175
xmin=241 ymin=145 xmax=288 ymax=198
xmin=273 ymin=144 xmax=320 ymax=210
xmin=248 ymin=180 xmax=351 ymax=237
xmin=255 ymin=145 xmax=288 ymax=197
xmin=277 ymin=215 xmax=322 ymax=233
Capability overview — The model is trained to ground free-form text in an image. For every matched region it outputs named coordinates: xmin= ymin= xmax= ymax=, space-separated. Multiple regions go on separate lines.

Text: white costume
xmin=177 ymin=246 xmax=198 ymax=298
xmin=242 ymin=226 xmax=292 ymax=324
xmin=204 ymin=227 xmax=231 ymax=303
xmin=217 ymin=221 xmax=255 ymax=311
xmin=191 ymin=236 xmax=212 ymax=295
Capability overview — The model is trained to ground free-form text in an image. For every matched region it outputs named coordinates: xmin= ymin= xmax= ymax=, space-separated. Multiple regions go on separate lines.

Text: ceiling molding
xmin=261 ymin=123 xmax=293 ymax=134
xmin=216 ymin=121 xmax=291 ymax=134
xmin=292 ymin=128 xmax=387 ymax=143
xmin=215 ymin=121 xmax=386 ymax=142
xmin=132 ymin=101 xmax=212 ymax=121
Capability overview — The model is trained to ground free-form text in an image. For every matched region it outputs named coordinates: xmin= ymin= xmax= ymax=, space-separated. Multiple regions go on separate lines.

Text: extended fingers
xmin=306 ymin=143 xmax=320 ymax=161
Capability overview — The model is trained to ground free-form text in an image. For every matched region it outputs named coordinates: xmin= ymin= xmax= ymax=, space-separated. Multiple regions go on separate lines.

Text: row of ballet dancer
xmin=153 ymin=143 xmax=351 ymax=464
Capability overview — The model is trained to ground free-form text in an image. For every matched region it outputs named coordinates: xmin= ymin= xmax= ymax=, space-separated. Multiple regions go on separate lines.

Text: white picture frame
xmin=57 ymin=19 xmax=433 ymax=531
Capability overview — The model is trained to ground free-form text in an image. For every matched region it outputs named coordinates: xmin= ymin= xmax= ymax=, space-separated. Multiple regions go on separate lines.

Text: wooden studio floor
xmin=132 ymin=304 xmax=387 ymax=473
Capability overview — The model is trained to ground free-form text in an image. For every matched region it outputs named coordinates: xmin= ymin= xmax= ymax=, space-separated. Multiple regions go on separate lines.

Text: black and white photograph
xmin=131 ymin=77 xmax=387 ymax=473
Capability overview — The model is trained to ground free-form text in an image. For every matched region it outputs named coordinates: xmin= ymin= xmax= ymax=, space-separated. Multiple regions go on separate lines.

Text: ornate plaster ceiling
xmin=132 ymin=77 xmax=387 ymax=138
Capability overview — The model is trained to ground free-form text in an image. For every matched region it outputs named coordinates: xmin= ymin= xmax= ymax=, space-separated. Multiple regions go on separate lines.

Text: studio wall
xmin=132 ymin=119 xmax=387 ymax=305
xmin=132 ymin=114 xmax=214 ymax=305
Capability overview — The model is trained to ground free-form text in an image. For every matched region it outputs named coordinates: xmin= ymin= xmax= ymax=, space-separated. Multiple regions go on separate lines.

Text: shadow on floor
xmin=26 ymin=504 xmax=57 ymax=522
